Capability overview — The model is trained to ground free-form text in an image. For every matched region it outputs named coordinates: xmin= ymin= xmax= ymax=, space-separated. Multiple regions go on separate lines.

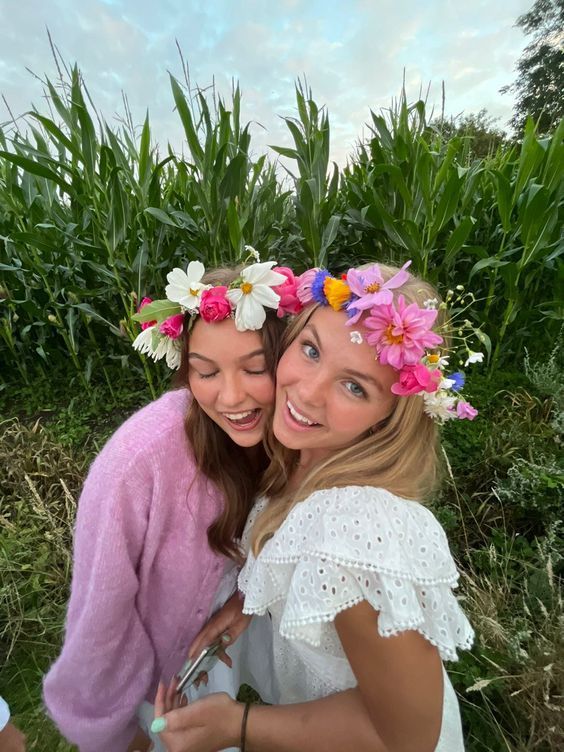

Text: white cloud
xmin=0 ymin=0 xmax=531 ymax=165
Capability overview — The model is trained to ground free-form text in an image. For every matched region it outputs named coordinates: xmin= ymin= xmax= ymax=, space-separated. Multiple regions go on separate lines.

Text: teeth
xmin=287 ymin=400 xmax=316 ymax=426
xmin=225 ymin=410 xmax=256 ymax=420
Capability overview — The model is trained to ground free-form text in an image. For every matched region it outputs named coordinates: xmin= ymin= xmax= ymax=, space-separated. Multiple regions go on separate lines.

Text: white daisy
xmin=132 ymin=326 xmax=157 ymax=357
xmin=464 ymin=350 xmax=484 ymax=366
xmin=165 ymin=261 xmax=210 ymax=311
xmin=423 ymin=297 xmax=439 ymax=309
xmin=422 ymin=391 xmax=457 ymax=423
xmin=227 ymin=262 xmax=286 ymax=331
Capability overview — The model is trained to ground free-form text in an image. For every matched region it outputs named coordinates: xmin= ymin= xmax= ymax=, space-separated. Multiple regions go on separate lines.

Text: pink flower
xmin=346 ymin=261 xmax=411 ymax=324
xmin=272 ymin=267 xmax=303 ymax=317
xmin=159 ymin=313 xmax=184 ymax=339
xmin=456 ymin=400 xmax=478 ymax=420
xmin=199 ymin=286 xmax=232 ymax=323
xmin=138 ymin=296 xmax=156 ymax=331
xmin=391 ymin=364 xmax=441 ymax=396
xmin=365 ymin=295 xmax=443 ymax=370
xmin=296 ymin=268 xmax=319 ymax=305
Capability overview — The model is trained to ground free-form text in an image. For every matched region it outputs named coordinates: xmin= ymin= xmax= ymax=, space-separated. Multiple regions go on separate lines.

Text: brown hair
xmin=174 ymin=266 xmax=286 ymax=561
xmin=252 ymin=264 xmax=445 ymax=555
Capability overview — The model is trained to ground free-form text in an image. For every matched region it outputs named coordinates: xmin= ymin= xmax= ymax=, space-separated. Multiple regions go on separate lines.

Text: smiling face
xmin=187 ymin=317 xmax=275 ymax=448
xmin=273 ymin=306 xmax=398 ymax=469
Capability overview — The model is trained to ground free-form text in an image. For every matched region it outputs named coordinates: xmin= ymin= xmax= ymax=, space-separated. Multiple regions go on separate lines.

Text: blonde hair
xmin=252 ymin=263 xmax=445 ymax=555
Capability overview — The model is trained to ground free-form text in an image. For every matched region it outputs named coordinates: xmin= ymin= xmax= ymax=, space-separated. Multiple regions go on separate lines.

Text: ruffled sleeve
xmin=239 ymin=486 xmax=474 ymax=662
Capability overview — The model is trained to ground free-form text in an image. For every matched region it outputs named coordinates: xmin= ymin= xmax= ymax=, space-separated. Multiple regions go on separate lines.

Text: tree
xmin=501 ymin=0 xmax=564 ymax=135
xmin=431 ymin=109 xmax=508 ymax=160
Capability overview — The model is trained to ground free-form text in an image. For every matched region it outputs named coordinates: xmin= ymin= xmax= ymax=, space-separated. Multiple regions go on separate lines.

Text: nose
xmin=219 ymin=372 xmax=246 ymax=408
xmin=296 ymin=370 xmax=327 ymax=407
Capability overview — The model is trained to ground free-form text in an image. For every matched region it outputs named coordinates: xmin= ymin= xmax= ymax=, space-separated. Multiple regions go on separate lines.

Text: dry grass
xmin=0 ymin=417 xmax=85 ymax=750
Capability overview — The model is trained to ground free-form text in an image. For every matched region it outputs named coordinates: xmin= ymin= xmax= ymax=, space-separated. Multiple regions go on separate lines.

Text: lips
xmin=285 ymin=399 xmax=321 ymax=429
xmin=222 ymin=408 xmax=262 ymax=431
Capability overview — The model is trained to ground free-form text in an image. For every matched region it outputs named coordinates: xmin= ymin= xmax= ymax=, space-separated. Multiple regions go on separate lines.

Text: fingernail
xmin=222 ymin=633 xmax=232 ymax=643
xmin=151 ymin=717 xmax=167 ymax=733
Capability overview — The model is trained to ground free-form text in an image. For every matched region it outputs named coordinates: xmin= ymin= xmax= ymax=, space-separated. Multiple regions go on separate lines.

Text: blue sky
xmin=0 ymin=0 xmax=531 ymax=164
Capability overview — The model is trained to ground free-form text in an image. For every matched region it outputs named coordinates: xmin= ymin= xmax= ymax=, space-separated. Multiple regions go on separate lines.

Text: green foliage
xmin=431 ymin=109 xmax=508 ymax=160
xmin=501 ymin=0 xmax=564 ymax=136
xmin=1 ymin=67 xmax=562 ymax=391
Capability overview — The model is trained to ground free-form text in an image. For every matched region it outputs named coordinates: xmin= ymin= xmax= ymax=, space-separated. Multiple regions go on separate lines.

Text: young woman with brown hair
xmin=43 ymin=258 xmax=300 ymax=752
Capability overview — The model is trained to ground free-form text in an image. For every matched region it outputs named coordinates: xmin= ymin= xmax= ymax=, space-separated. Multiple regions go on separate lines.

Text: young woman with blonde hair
xmin=43 ymin=257 xmax=301 ymax=752
xmin=151 ymin=261 xmax=478 ymax=752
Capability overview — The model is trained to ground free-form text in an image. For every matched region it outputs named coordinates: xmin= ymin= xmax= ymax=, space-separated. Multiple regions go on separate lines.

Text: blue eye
xmin=302 ymin=342 xmax=319 ymax=360
xmin=344 ymin=381 xmax=366 ymax=398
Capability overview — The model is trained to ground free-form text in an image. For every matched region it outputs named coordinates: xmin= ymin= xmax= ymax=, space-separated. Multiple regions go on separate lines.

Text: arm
xmin=43 ymin=444 xmax=157 ymax=752
xmin=335 ymin=601 xmax=443 ymax=752
xmin=154 ymin=685 xmax=386 ymax=752
xmin=154 ymin=602 xmax=443 ymax=752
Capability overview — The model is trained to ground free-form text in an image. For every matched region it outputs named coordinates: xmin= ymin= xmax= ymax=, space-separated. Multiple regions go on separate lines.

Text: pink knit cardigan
xmin=43 ymin=389 xmax=228 ymax=751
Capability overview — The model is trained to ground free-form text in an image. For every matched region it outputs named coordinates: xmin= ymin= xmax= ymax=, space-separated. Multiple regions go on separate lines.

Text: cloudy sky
xmin=0 ymin=0 xmax=531 ymax=164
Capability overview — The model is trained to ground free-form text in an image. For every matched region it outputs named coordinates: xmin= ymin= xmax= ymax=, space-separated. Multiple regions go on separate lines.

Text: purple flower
xmin=448 ymin=372 xmax=465 ymax=392
xmin=346 ymin=260 xmax=412 ymax=324
xmin=311 ymin=270 xmax=331 ymax=305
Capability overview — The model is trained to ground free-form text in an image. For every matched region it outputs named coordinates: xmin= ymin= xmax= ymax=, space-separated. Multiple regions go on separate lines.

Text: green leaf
xmin=445 ymin=216 xmax=475 ymax=264
xmin=144 ymin=207 xmax=178 ymax=227
xmin=469 ymin=257 xmax=509 ymax=279
xmin=132 ymin=299 xmax=182 ymax=324
xmin=0 ymin=151 xmax=70 ymax=192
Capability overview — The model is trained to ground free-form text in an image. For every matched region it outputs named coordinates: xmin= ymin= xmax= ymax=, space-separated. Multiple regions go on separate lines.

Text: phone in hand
xmin=175 ymin=637 xmax=225 ymax=694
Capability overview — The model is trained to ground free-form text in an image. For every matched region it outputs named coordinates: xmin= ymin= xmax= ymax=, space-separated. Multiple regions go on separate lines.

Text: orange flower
xmin=323 ymin=277 xmax=351 ymax=311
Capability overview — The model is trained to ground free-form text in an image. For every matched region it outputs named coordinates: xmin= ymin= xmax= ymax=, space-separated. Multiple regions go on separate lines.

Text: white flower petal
xmin=243 ymin=261 xmax=284 ymax=286
xmin=248 ymin=284 xmax=281 ymax=309
xmin=186 ymin=260 xmax=205 ymax=283
xmin=132 ymin=326 xmax=156 ymax=355
xmin=234 ymin=295 xmax=267 ymax=331
xmin=226 ymin=288 xmax=243 ymax=306
xmin=166 ymin=338 xmax=183 ymax=370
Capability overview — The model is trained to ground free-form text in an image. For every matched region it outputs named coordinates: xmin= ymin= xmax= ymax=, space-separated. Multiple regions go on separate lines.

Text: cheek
xmin=252 ymin=375 xmax=276 ymax=406
xmin=188 ymin=375 xmax=215 ymax=408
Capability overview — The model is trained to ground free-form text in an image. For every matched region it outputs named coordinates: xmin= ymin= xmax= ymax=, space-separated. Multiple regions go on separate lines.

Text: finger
xmin=154 ymin=682 xmax=167 ymax=718
xmin=165 ymin=676 xmax=179 ymax=712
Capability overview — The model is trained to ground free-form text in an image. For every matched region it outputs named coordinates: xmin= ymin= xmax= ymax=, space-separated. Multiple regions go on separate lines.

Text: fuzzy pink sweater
xmin=43 ymin=389 xmax=228 ymax=751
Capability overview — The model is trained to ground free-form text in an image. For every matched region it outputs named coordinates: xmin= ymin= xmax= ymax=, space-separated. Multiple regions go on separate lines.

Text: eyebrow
xmin=188 ymin=348 xmax=266 ymax=364
xmin=305 ymin=324 xmax=382 ymax=389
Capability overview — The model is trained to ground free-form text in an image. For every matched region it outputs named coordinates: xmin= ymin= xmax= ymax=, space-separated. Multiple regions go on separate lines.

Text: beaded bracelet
xmin=241 ymin=700 xmax=252 ymax=752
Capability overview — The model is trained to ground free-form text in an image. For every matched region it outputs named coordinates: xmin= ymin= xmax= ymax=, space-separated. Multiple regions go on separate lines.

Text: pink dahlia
xmin=272 ymin=267 xmax=303 ymax=317
xmin=391 ymin=363 xmax=441 ymax=396
xmin=365 ymin=295 xmax=443 ymax=370
xmin=346 ymin=261 xmax=411 ymax=324
xmin=159 ymin=313 xmax=184 ymax=339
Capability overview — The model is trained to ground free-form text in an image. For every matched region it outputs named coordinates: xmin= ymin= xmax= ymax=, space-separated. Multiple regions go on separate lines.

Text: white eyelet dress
xmin=239 ymin=486 xmax=475 ymax=752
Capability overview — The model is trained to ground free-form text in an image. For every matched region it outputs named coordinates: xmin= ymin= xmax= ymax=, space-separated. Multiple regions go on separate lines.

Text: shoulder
xmin=82 ymin=389 xmax=198 ymax=500
xmin=95 ymin=388 xmax=192 ymax=470
xmin=268 ymin=485 xmax=457 ymax=586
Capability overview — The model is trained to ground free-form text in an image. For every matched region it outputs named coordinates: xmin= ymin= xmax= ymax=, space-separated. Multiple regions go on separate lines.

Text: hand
xmin=188 ymin=591 xmax=252 ymax=670
xmin=152 ymin=685 xmax=243 ymax=752
xmin=0 ymin=722 xmax=26 ymax=752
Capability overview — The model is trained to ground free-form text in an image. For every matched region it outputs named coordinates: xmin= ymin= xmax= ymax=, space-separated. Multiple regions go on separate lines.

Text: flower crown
xmin=296 ymin=262 xmax=483 ymax=423
xmin=131 ymin=251 xmax=303 ymax=370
